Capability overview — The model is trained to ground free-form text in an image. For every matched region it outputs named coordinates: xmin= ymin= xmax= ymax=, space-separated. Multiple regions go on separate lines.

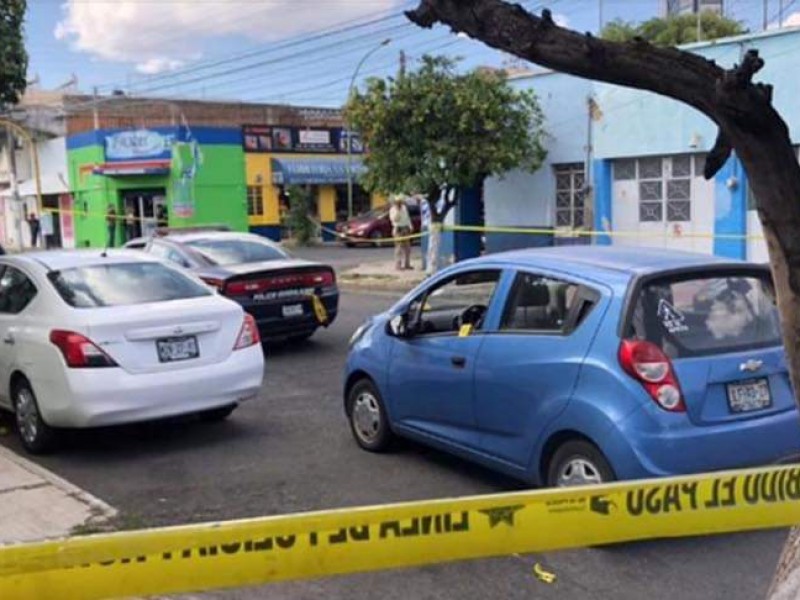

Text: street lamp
xmin=346 ymin=37 xmax=391 ymax=220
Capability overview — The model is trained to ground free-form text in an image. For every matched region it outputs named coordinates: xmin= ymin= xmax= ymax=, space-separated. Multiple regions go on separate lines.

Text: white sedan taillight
xmin=233 ymin=314 xmax=260 ymax=350
xmin=50 ymin=330 xmax=118 ymax=368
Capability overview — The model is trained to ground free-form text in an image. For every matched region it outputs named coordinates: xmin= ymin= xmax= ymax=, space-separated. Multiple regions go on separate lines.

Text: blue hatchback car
xmin=344 ymin=246 xmax=800 ymax=487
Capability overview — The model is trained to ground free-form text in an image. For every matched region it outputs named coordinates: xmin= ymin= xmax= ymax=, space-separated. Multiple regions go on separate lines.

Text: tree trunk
xmin=406 ymin=1 xmax=800 ymax=595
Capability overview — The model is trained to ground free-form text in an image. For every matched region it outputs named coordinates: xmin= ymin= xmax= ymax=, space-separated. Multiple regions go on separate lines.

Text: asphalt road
xmin=0 ymin=253 xmax=788 ymax=599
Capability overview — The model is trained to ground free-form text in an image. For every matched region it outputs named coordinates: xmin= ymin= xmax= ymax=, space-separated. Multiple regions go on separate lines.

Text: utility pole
xmin=764 ymin=0 xmax=769 ymax=31
xmin=779 ymin=0 xmax=785 ymax=28
xmin=6 ymin=127 xmax=24 ymax=251
xmin=92 ymin=86 xmax=99 ymax=130
xmin=598 ymin=0 xmax=603 ymax=32
xmin=399 ymin=50 xmax=407 ymax=79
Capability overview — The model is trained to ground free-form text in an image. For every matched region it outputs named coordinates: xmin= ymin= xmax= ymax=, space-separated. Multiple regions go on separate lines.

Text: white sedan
xmin=0 ymin=250 xmax=265 ymax=453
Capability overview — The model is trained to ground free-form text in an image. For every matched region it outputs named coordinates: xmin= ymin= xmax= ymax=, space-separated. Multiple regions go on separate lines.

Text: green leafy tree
xmin=0 ymin=0 xmax=27 ymax=107
xmin=346 ymin=55 xmax=547 ymax=271
xmin=284 ymin=185 xmax=317 ymax=246
xmin=601 ymin=12 xmax=746 ymax=46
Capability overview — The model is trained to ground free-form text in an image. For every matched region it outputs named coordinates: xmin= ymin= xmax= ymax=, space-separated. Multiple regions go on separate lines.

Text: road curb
xmin=0 ymin=445 xmax=117 ymax=522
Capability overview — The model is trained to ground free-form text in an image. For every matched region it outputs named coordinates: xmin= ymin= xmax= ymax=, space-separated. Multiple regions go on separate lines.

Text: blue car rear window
xmin=628 ymin=272 xmax=782 ymax=358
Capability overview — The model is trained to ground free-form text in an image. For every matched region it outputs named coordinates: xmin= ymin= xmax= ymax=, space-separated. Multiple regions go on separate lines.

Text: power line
xmin=60 ymin=0 xmax=560 ymax=113
xmin=94 ymin=6 xmax=414 ymax=92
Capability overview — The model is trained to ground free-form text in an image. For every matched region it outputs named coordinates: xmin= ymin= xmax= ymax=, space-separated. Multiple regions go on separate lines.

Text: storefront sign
xmin=242 ymin=125 xmax=363 ymax=155
xmin=105 ymin=129 xmax=175 ymax=162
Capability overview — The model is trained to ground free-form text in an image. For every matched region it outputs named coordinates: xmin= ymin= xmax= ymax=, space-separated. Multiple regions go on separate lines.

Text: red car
xmin=337 ymin=204 xmax=422 ymax=247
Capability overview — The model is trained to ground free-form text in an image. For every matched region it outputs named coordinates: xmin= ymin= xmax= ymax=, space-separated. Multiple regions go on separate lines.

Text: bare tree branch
xmin=406 ymin=0 xmax=724 ymax=116
xmin=704 ymin=130 xmax=732 ymax=180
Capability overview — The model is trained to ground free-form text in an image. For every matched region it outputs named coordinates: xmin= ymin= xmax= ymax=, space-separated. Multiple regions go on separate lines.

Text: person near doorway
xmin=125 ymin=206 xmax=136 ymax=242
xmin=26 ymin=213 xmax=40 ymax=248
xmin=156 ymin=204 xmax=168 ymax=229
xmin=106 ymin=205 xmax=117 ymax=248
xmin=389 ymin=194 xmax=412 ymax=271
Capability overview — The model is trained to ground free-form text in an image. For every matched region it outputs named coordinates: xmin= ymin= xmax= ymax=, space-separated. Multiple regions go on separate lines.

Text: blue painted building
xmin=488 ymin=26 xmax=800 ymax=261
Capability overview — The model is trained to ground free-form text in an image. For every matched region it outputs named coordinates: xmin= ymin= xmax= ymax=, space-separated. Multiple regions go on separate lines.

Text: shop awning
xmin=271 ymin=157 xmax=366 ymax=185
xmin=92 ymin=159 xmax=171 ymax=176
xmin=0 ymin=174 xmax=69 ymax=198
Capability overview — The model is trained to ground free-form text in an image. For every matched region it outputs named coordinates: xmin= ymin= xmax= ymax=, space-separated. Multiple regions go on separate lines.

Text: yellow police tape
xmin=315 ymin=220 xmax=428 ymax=244
xmin=1 ymin=464 xmax=799 ymax=599
xmin=445 ymin=224 xmax=768 ymax=242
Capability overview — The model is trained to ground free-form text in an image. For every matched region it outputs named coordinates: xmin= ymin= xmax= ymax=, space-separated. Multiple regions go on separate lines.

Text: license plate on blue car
xmin=727 ymin=378 xmax=771 ymax=413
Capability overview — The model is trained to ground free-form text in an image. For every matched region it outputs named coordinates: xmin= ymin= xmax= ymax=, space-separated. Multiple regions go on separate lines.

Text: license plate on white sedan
xmin=282 ymin=303 xmax=304 ymax=318
xmin=156 ymin=335 xmax=199 ymax=363
xmin=727 ymin=378 xmax=772 ymax=413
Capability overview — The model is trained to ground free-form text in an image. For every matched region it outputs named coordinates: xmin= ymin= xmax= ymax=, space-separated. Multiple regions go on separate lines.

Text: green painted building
xmin=67 ymin=126 xmax=247 ymax=247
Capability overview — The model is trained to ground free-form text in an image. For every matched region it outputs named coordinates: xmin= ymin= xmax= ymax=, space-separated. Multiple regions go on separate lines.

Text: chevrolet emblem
xmin=740 ymin=359 xmax=763 ymax=373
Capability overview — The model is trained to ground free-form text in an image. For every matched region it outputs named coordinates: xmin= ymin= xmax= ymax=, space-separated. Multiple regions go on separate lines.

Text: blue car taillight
xmin=619 ymin=339 xmax=686 ymax=412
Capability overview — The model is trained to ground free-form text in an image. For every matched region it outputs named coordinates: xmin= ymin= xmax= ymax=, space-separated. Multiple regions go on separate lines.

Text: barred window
xmin=247 ymin=186 xmax=264 ymax=216
xmin=614 ymin=159 xmax=636 ymax=181
xmin=554 ymin=163 xmax=586 ymax=228
xmin=633 ymin=156 xmax=693 ymax=223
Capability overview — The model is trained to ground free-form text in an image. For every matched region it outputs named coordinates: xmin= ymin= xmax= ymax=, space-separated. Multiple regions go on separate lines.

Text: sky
xmin=23 ymin=0 xmax=800 ymax=108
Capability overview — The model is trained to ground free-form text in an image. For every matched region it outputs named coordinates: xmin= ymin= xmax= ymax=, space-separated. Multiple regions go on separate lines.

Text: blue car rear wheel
xmin=547 ymin=440 xmax=615 ymax=488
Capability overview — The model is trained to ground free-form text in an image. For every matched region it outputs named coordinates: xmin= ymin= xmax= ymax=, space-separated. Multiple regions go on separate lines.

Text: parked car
xmin=0 ymin=250 xmax=265 ymax=453
xmin=344 ymin=246 xmax=800 ymax=487
xmin=337 ymin=204 xmax=422 ymax=247
xmin=124 ymin=229 xmax=338 ymax=342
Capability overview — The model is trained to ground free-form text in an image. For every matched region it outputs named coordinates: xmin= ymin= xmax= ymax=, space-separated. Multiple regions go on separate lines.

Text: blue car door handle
xmin=451 ymin=356 xmax=466 ymax=368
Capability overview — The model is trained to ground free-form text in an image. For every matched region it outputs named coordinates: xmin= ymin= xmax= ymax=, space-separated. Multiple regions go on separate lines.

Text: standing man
xmin=106 ymin=204 xmax=117 ymax=248
xmin=26 ymin=212 xmax=40 ymax=248
xmin=389 ymin=194 xmax=412 ymax=271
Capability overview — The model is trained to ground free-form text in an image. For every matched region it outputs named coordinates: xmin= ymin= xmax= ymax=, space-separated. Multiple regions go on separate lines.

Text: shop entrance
xmin=120 ymin=189 xmax=167 ymax=240
xmin=41 ymin=195 xmax=62 ymax=248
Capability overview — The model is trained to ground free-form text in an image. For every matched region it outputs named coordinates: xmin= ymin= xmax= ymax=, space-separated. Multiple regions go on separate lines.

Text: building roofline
xmin=677 ymin=24 xmax=800 ymax=50
xmin=505 ymin=25 xmax=800 ymax=85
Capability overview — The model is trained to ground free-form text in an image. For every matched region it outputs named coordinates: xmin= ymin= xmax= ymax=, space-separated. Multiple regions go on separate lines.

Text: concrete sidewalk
xmin=339 ymin=259 xmax=428 ymax=293
xmin=0 ymin=444 xmax=117 ymax=545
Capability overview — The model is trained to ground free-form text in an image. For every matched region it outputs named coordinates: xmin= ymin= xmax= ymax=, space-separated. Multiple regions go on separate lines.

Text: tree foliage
xmin=284 ymin=185 xmax=316 ymax=246
xmin=0 ymin=0 xmax=27 ymax=107
xmin=345 ymin=55 xmax=547 ymax=221
xmin=601 ymin=12 xmax=746 ymax=46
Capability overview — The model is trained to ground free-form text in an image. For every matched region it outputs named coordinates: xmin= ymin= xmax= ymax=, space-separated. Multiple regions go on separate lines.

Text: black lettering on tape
xmin=221 ymin=543 xmax=241 ymax=555
xmin=199 ymin=546 xmax=219 ymax=558
xmin=329 ymin=528 xmax=348 ymax=545
xmin=249 ymin=538 xmax=274 ymax=552
xmin=350 ymin=525 xmax=370 ymax=541
xmin=401 ymin=519 xmax=420 ymax=537
xmin=788 ymin=469 xmax=800 ymax=500
xmin=275 ymin=536 xmax=296 ymax=549
xmin=681 ymin=482 xmax=698 ymax=510
xmin=744 ymin=474 xmax=760 ymax=505
xmin=379 ymin=520 xmax=402 ymax=539
xmin=452 ymin=512 xmax=469 ymax=532
xmin=663 ymin=485 xmax=681 ymax=513
xmin=380 ymin=512 xmax=469 ymax=538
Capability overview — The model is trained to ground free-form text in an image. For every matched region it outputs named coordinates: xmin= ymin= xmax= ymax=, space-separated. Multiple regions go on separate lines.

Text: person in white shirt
xmin=389 ymin=195 xmax=412 ymax=270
